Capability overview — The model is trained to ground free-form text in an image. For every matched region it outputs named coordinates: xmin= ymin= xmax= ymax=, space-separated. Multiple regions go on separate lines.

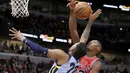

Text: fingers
xmin=96 ymin=9 xmax=102 ymax=15
xmin=9 ymin=34 xmax=15 ymax=36
xmin=71 ymin=1 xmax=77 ymax=4
xmin=12 ymin=27 xmax=17 ymax=32
xmin=11 ymin=37 xmax=16 ymax=40
xmin=9 ymin=34 xmax=16 ymax=39
xmin=18 ymin=30 xmax=21 ymax=32
xmin=9 ymin=29 xmax=16 ymax=33
xmin=67 ymin=0 xmax=75 ymax=2
xmin=67 ymin=3 xmax=75 ymax=10
xmin=9 ymin=28 xmax=19 ymax=40
xmin=9 ymin=27 xmax=18 ymax=34
xmin=67 ymin=0 xmax=77 ymax=7
xmin=70 ymin=0 xmax=77 ymax=3
xmin=96 ymin=9 xmax=101 ymax=12
xmin=88 ymin=9 xmax=102 ymax=21
xmin=66 ymin=3 xmax=70 ymax=7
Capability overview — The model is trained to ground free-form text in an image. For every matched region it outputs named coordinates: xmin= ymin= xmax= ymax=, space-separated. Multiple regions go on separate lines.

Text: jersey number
xmin=79 ymin=70 xmax=85 ymax=73
xmin=67 ymin=63 xmax=78 ymax=73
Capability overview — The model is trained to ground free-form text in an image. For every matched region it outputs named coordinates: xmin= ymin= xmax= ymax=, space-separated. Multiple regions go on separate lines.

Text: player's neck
xmin=87 ymin=51 xmax=97 ymax=57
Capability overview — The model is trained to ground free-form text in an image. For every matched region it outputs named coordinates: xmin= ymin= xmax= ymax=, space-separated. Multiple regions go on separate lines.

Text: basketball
xmin=74 ymin=2 xmax=92 ymax=20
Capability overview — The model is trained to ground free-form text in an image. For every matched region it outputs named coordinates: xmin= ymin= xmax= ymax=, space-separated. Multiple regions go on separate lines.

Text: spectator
xmin=2 ymin=41 xmax=8 ymax=50
xmin=10 ymin=44 xmax=15 ymax=51
xmin=123 ymin=67 xmax=128 ymax=73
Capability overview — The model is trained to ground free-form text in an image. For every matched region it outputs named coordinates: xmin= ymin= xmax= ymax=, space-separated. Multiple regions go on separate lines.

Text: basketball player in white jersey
xmin=9 ymin=28 xmax=87 ymax=73
xmin=67 ymin=1 xmax=102 ymax=73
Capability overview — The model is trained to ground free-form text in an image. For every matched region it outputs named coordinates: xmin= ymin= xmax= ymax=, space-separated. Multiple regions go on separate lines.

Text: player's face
xmin=87 ymin=40 xmax=101 ymax=53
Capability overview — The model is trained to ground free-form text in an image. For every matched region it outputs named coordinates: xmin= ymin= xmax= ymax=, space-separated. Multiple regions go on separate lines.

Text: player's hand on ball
xmin=67 ymin=1 xmax=77 ymax=10
xmin=9 ymin=28 xmax=24 ymax=41
xmin=89 ymin=9 xmax=102 ymax=22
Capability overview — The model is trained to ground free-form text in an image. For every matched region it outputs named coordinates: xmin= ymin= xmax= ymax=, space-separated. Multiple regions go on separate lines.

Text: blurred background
xmin=0 ymin=0 xmax=130 ymax=73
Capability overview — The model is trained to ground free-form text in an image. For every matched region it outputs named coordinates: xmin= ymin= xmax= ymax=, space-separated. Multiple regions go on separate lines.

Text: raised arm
xmin=9 ymin=28 xmax=69 ymax=61
xmin=67 ymin=1 xmax=80 ymax=44
xmin=80 ymin=9 xmax=102 ymax=43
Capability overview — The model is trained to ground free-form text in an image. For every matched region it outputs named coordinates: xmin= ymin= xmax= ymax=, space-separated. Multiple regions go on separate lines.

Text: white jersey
xmin=49 ymin=55 xmax=79 ymax=73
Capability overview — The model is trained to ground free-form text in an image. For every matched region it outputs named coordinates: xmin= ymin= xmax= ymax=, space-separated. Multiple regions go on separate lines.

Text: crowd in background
xmin=0 ymin=55 xmax=129 ymax=73
xmin=0 ymin=40 xmax=48 ymax=58
xmin=101 ymin=66 xmax=129 ymax=73
xmin=0 ymin=56 xmax=53 ymax=73
xmin=0 ymin=39 xmax=130 ymax=73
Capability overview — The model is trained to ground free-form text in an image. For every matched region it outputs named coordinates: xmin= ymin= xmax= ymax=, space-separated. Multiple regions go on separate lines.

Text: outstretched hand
xmin=89 ymin=9 xmax=102 ymax=22
xmin=66 ymin=0 xmax=78 ymax=10
xmin=9 ymin=28 xmax=24 ymax=41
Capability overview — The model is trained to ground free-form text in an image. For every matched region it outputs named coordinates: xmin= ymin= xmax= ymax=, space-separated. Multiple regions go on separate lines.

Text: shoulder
xmin=90 ymin=60 xmax=101 ymax=73
xmin=92 ymin=60 xmax=101 ymax=70
xmin=48 ymin=49 xmax=70 ymax=64
xmin=93 ymin=60 xmax=101 ymax=66
xmin=48 ymin=49 xmax=69 ymax=58
xmin=48 ymin=49 xmax=69 ymax=60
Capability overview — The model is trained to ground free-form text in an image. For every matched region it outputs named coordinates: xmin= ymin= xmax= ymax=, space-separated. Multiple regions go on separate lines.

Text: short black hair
xmin=73 ymin=43 xmax=87 ymax=59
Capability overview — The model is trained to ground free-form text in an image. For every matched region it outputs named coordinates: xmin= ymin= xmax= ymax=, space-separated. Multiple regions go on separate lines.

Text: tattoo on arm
xmin=80 ymin=21 xmax=93 ymax=43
